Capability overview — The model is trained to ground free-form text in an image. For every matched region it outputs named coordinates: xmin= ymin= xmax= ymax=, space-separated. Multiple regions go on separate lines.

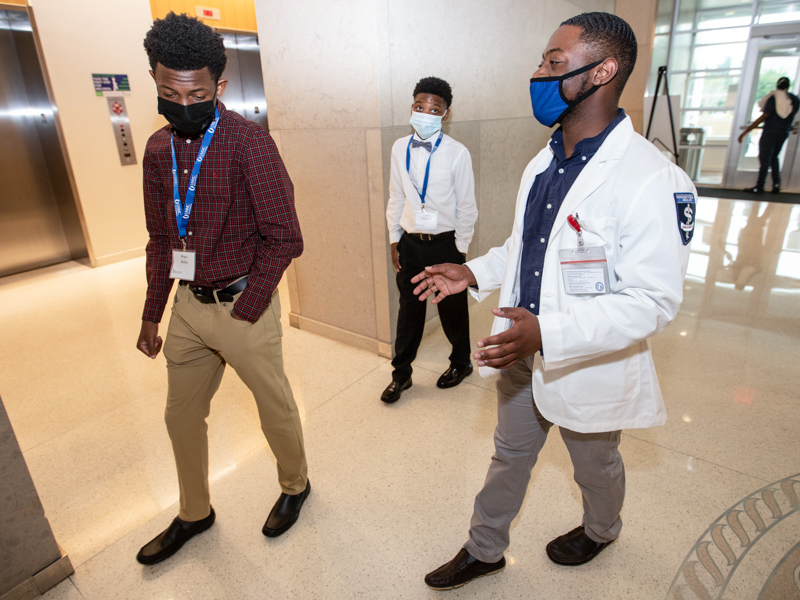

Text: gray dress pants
xmin=463 ymin=355 xmax=625 ymax=563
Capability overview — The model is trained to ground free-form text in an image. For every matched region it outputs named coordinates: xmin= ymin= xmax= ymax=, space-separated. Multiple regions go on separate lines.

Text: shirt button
xmin=582 ymin=156 xmax=587 ymax=161
xmin=535 ymin=271 xmax=540 ymax=276
xmin=540 ymin=238 xmax=545 ymax=243
xmin=186 ymin=138 xmax=191 ymax=144
xmin=558 ymin=168 xmax=564 ymax=174
xmin=530 ymin=303 xmax=535 ymax=309
xmin=546 ymin=204 xmax=552 ymax=209
xmin=183 ymin=169 xmax=188 ymax=174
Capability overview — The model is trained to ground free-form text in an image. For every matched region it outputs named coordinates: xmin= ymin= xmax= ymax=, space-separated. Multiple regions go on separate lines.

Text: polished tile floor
xmin=1 ymin=197 xmax=799 ymax=600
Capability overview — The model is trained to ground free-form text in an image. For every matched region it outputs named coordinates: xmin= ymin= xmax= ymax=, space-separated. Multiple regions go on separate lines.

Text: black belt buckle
xmin=187 ymin=285 xmax=214 ymax=304
xmin=184 ymin=277 xmax=247 ymax=304
xmin=188 ymin=289 xmax=235 ymax=304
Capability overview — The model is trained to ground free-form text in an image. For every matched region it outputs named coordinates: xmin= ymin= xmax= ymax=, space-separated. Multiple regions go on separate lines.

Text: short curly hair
xmin=561 ymin=12 xmax=637 ymax=95
xmin=413 ymin=77 xmax=453 ymax=108
xmin=143 ymin=12 xmax=227 ymax=81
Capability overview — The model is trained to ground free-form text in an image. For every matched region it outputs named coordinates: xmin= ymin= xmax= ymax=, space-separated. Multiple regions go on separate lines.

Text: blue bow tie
xmin=411 ymin=138 xmax=433 ymax=152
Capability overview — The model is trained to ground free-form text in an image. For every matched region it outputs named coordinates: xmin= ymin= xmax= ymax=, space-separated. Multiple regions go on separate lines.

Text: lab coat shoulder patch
xmin=674 ymin=192 xmax=696 ymax=245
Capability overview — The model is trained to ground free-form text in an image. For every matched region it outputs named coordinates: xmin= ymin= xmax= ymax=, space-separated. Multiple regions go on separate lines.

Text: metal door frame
xmin=218 ymin=30 xmax=268 ymax=130
xmin=724 ymin=33 xmax=800 ymax=190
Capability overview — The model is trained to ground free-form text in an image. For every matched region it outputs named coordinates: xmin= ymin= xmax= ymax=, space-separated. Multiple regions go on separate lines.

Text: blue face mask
xmin=410 ymin=111 xmax=445 ymax=139
xmin=529 ymin=59 xmax=604 ymax=127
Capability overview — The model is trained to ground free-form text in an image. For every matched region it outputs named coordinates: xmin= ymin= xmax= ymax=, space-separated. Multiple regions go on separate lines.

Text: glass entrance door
xmin=725 ymin=37 xmax=800 ymax=190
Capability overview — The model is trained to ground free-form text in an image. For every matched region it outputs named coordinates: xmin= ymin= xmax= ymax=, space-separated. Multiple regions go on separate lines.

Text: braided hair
xmin=561 ymin=12 xmax=637 ymax=94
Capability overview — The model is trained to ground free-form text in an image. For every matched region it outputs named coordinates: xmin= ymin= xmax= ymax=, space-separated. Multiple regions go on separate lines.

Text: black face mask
xmin=157 ymin=96 xmax=216 ymax=137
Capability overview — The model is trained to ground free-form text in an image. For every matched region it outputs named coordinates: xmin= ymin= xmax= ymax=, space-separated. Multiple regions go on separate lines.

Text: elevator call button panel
xmin=106 ymin=97 xmax=137 ymax=166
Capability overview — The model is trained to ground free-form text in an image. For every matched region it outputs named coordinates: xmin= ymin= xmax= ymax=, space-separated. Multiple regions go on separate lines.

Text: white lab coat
xmin=466 ymin=116 xmax=693 ymax=434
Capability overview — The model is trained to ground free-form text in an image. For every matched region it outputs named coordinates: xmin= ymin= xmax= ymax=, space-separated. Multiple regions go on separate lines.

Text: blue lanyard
xmin=170 ymin=108 xmax=220 ymax=240
xmin=405 ymin=130 xmax=443 ymax=205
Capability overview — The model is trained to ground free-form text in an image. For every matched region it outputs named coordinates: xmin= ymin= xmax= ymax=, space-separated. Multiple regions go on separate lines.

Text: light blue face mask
xmin=409 ymin=111 xmax=444 ymax=139
xmin=529 ymin=59 xmax=604 ymax=127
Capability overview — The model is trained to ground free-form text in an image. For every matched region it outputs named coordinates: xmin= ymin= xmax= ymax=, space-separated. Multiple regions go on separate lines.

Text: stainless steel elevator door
xmin=220 ymin=33 xmax=268 ymax=130
xmin=0 ymin=9 xmax=85 ymax=277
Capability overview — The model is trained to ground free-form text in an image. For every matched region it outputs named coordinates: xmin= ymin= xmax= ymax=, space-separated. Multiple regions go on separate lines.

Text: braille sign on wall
xmin=106 ymin=97 xmax=137 ymax=166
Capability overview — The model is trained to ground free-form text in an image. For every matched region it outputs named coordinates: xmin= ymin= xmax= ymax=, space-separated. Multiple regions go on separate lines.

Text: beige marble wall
xmin=379 ymin=0 xmax=615 ymax=128
xmin=269 ymin=126 xmax=392 ymax=356
xmin=256 ymin=0 xmax=381 ymax=131
xmin=254 ymin=0 xmax=625 ymax=357
xmin=617 ymin=0 xmax=659 ymax=134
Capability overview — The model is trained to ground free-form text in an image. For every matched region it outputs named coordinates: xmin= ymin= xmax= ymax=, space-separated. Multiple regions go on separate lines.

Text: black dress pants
xmin=392 ymin=231 xmax=471 ymax=382
xmin=757 ymin=130 xmax=789 ymax=190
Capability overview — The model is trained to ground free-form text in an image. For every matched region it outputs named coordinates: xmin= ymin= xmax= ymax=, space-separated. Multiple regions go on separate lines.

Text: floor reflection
xmin=686 ymin=197 xmax=800 ymax=335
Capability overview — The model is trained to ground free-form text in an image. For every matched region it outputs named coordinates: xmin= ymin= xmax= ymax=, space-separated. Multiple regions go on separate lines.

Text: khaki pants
xmin=163 ymin=284 xmax=307 ymax=522
xmin=464 ymin=356 xmax=624 ymax=563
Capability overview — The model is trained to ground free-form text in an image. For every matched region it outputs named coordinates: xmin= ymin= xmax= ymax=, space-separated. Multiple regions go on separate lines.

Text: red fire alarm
xmin=195 ymin=6 xmax=221 ymax=20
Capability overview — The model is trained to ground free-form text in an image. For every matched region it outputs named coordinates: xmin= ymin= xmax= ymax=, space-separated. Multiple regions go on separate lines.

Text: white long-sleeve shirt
xmin=386 ymin=131 xmax=478 ymax=254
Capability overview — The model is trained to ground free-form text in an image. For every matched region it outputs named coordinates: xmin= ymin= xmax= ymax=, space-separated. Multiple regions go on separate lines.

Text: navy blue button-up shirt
xmin=519 ymin=109 xmax=626 ymax=315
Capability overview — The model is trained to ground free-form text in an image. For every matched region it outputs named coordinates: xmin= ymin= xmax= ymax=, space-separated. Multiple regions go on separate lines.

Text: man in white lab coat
xmin=413 ymin=12 xmax=696 ymax=591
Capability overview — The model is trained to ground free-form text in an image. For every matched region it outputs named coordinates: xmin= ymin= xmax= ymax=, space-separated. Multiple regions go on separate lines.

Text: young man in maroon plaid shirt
xmin=135 ymin=13 xmax=309 ymax=565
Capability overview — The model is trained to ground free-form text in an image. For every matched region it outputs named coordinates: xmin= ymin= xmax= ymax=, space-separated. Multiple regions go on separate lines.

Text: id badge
xmin=413 ymin=207 xmax=439 ymax=231
xmin=170 ymin=249 xmax=196 ymax=280
xmin=558 ymin=246 xmax=609 ymax=295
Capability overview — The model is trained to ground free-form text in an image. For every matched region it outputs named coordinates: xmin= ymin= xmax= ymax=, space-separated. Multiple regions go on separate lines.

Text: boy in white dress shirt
xmin=382 ymin=77 xmax=479 ymax=404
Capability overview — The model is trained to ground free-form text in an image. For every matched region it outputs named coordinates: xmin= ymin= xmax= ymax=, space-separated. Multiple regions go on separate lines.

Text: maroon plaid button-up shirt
xmin=142 ymin=102 xmax=302 ymax=323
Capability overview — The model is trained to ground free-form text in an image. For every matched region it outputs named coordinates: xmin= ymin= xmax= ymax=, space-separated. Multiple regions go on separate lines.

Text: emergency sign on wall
xmin=196 ymin=6 xmax=221 ymax=20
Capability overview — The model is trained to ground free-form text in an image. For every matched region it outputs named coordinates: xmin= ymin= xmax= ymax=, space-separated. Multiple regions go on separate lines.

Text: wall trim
xmin=92 ymin=246 xmax=146 ymax=267
xmin=289 ymin=313 xmax=393 ymax=358
xmin=288 ymin=310 xmax=445 ymax=359
xmin=0 ymin=551 xmax=73 ymax=600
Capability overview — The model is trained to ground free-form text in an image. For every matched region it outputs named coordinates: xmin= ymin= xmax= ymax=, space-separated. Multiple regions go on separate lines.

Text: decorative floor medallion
xmin=668 ymin=473 xmax=800 ymax=599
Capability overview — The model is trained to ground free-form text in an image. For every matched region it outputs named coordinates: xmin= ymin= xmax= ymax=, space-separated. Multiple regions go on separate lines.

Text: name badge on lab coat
xmin=170 ymin=249 xmax=196 ymax=280
xmin=559 ymin=246 xmax=610 ymax=294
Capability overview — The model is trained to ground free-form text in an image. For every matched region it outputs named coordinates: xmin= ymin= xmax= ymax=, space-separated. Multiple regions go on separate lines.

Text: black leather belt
xmin=404 ymin=231 xmax=454 ymax=242
xmin=180 ymin=277 xmax=248 ymax=304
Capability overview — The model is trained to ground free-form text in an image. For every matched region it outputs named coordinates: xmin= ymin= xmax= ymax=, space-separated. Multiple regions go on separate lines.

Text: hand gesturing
xmin=410 ymin=263 xmax=476 ymax=304
xmin=473 ymin=307 xmax=542 ymax=369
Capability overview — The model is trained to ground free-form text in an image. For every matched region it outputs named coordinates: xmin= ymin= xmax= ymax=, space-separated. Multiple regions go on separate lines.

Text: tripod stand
xmin=645 ymin=66 xmax=680 ymax=163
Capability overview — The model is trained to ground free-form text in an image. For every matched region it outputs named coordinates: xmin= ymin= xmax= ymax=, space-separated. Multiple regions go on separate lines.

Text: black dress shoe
xmin=772 ymin=184 xmax=781 ymax=194
xmin=380 ymin=379 xmax=411 ymax=403
xmin=744 ymin=186 xmax=765 ymax=194
xmin=262 ymin=480 xmax=311 ymax=538
xmin=436 ymin=363 xmax=473 ymax=389
xmin=425 ymin=548 xmax=505 ymax=590
xmin=136 ymin=507 xmax=215 ymax=565
xmin=546 ymin=525 xmax=614 ymax=566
